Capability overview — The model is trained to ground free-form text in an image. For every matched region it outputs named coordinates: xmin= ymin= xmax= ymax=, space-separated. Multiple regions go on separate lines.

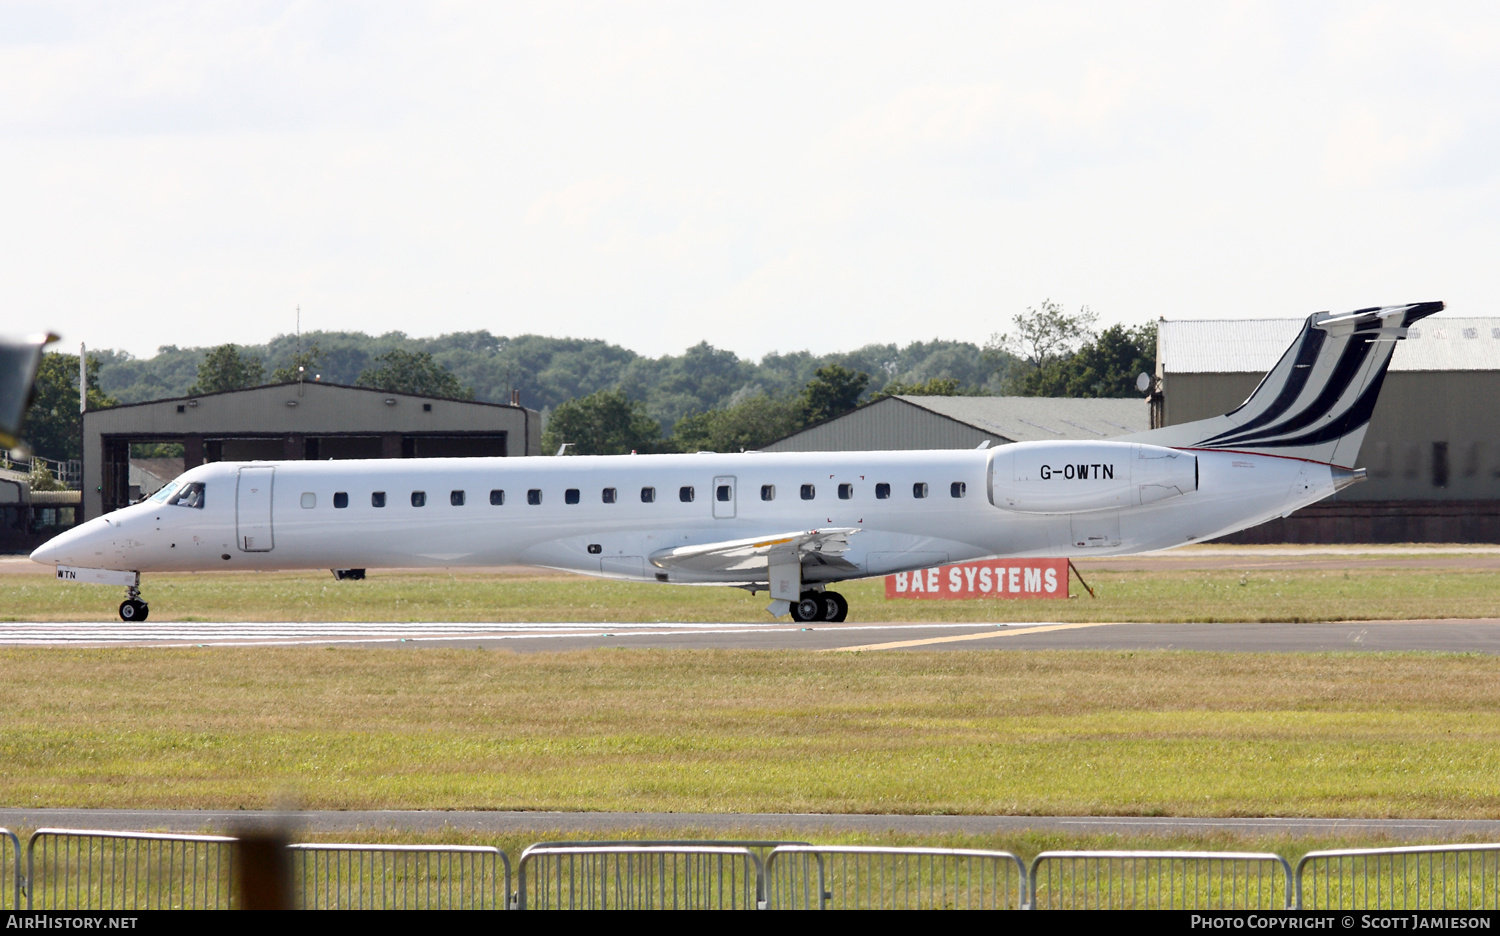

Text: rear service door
xmin=712 ymin=475 xmax=736 ymax=519
xmin=236 ymin=466 xmax=275 ymax=552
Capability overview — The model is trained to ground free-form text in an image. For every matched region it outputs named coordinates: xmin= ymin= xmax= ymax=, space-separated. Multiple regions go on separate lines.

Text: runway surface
xmin=1 ymin=808 xmax=1497 ymax=842
xmin=2 ymin=618 xmax=1498 ymax=651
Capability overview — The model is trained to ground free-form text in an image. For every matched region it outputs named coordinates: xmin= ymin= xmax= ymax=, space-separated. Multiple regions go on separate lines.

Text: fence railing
xmin=9 ymin=829 xmax=1500 ymax=911
xmin=1 ymin=830 xmax=18 ymax=910
xmin=1296 ymin=844 xmax=1500 ymax=911
xmin=765 ymin=845 xmax=1026 ymax=910
xmin=26 ymin=828 xmax=237 ymax=910
xmin=514 ymin=843 xmax=765 ymax=910
xmin=1030 ymin=850 xmax=1293 ymax=911
xmin=289 ymin=843 xmax=510 ymax=910
xmin=0 ymin=453 xmax=81 ymax=489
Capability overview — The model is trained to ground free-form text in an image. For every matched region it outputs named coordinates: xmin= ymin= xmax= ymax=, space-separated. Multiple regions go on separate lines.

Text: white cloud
xmin=1 ymin=1 xmax=1499 ymax=361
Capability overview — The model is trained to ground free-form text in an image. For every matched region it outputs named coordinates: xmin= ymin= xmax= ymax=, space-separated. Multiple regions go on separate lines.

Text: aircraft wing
xmin=648 ymin=528 xmax=860 ymax=575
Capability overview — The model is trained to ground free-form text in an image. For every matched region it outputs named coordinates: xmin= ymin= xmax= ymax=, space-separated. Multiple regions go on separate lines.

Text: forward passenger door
xmin=236 ymin=466 xmax=275 ymax=552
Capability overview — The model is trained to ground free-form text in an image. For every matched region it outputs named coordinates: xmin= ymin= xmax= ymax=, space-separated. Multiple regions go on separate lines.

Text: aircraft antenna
xmin=296 ymin=304 xmax=304 ymax=396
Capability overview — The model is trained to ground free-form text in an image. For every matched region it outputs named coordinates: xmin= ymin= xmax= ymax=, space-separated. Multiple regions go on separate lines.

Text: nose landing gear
xmin=789 ymin=590 xmax=848 ymax=623
xmin=119 ymin=581 xmax=148 ymax=622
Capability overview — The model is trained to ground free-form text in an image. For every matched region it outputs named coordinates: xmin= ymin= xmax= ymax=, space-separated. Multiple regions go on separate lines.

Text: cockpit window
xmin=169 ymin=482 xmax=206 ymax=509
xmin=150 ymin=481 xmax=181 ymax=504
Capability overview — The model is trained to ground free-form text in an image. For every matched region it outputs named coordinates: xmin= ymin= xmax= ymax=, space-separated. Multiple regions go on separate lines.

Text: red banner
xmin=884 ymin=558 xmax=1069 ymax=600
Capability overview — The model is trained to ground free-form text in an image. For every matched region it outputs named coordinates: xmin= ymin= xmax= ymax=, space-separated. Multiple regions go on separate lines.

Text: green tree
xmin=22 ymin=353 xmax=116 ymax=461
xmin=28 ymin=460 xmax=67 ymax=492
xmin=985 ymin=297 xmax=1155 ymax=398
xmin=869 ymin=376 xmax=966 ymax=400
xmin=987 ymin=299 xmax=1098 ymax=373
xmin=356 ymin=350 xmax=473 ymax=399
xmin=797 ymin=363 xmax=870 ymax=425
xmin=187 ymin=344 xmax=264 ymax=395
xmin=543 ymin=389 xmax=662 ymax=455
xmin=271 ymin=343 xmax=326 ymax=384
xmin=672 ymin=394 xmax=803 ymax=452
xmin=1056 ymin=323 xmax=1157 ymax=398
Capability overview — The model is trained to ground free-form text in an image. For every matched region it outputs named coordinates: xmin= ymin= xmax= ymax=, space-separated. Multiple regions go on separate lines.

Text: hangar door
xmin=236 ymin=466 xmax=275 ymax=552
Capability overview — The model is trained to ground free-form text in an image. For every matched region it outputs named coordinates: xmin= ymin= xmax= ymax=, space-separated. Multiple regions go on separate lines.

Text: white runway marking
xmin=0 ymin=621 xmax=997 ymax=647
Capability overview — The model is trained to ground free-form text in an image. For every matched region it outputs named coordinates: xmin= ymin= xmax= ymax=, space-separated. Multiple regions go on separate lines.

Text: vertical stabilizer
xmin=1125 ymin=302 xmax=1443 ymax=467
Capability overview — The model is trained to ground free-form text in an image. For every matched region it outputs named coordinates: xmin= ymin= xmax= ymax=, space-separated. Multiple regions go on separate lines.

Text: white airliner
xmin=32 ymin=302 xmax=1441 ymax=623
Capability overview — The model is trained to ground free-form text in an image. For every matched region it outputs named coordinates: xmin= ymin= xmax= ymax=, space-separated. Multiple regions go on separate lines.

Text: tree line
xmin=20 ymin=303 xmax=1154 ymax=461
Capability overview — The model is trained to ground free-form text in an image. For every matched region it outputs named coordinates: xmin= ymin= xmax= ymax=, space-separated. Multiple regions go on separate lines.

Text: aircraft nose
xmin=30 ymin=518 xmax=108 ymax=567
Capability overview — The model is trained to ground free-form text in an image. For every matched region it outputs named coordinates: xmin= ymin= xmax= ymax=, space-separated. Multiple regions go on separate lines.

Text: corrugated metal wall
xmin=763 ymin=398 xmax=1002 ymax=452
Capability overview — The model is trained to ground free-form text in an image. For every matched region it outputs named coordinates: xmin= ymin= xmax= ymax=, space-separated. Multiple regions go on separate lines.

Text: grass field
xmin=1 ymin=564 xmax=1497 ymax=622
xmin=3 ymin=648 xmax=1500 ymax=818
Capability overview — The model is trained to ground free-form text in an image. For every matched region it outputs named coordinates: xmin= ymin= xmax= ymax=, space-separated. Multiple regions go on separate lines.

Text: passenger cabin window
xmin=761 ymin=485 xmax=775 ymax=501
xmin=490 ymin=489 xmax=505 ymax=506
xmin=411 ymin=491 xmax=426 ymax=507
xmin=372 ymin=492 xmax=386 ymax=508
xmin=451 ymin=490 xmax=465 ymax=506
xmin=565 ymin=488 xmax=580 ymax=505
xmin=333 ymin=492 xmax=348 ymax=509
xmin=913 ymin=483 xmax=928 ymax=499
xmin=602 ymin=487 xmax=617 ymax=504
xmin=716 ymin=485 xmax=731 ymax=502
xmin=950 ymin=482 xmax=966 ymax=498
xmin=800 ymin=484 xmax=815 ymax=500
xmin=300 ymin=493 xmax=316 ymax=509
xmin=838 ymin=483 xmax=853 ymax=500
xmin=875 ymin=483 xmax=890 ymax=499
xmin=679 ymin=486 xmax=695 ymax=503
xmin=527 ymin=489 xmax=542 ymax=506
xmin=641 ymin=486 xmax=656 ymax=503
xmin=169 ymin=482 xmax=206 ymax=509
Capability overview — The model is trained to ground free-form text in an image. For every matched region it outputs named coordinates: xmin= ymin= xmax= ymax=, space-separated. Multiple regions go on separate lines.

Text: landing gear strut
xmin=789 ymin=590 xmax=847 ymax=623
xmin=119 ymin=581 xmax=148 ymax=622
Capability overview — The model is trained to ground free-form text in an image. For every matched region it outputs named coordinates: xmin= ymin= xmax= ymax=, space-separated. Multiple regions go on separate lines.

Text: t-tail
xmin=1126 ymin=302 xmax=1444 ymax=468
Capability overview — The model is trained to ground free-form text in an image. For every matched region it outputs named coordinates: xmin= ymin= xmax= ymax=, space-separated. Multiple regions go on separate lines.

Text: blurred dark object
xmin=0 ymin=332 xmax=58 ymax=449
xmin=235 ymin=828 xmax=293 ymax=910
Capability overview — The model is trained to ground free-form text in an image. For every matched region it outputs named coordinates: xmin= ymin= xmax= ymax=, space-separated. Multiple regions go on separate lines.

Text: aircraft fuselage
xmin=33 ymin=442 xmax=1345 ymax=585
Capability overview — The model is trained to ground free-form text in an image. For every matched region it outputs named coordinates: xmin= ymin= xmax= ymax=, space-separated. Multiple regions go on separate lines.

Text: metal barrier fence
xmin=1 ymin=830 xmax=19 ymax=910
xmin=765 ymin=845 xmax=1026 ymax=910
xmin=26 ymin=828 xmax=237 ymax=910
xmin=11 ymin=829 xmax=1500 ymax=911
xmin=1297 ymin=844 xmax=1500 ymax=911
xmin=1030 ymin=850 xmax=1292 ymax=911
xmin=289 ymin=843 xmax=510 ymax=910
xmin=515 ymin=843 xmax=766 ymax=910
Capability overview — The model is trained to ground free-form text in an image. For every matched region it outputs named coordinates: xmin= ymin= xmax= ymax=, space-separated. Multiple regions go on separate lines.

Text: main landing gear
xmin=790 ymin=590 xmax=847 ymax=623
xmin=119 ymin=581 xmax=148 ymax=622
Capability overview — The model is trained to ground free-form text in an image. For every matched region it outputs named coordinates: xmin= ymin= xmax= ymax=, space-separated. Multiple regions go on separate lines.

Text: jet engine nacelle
xmin=988 ymin=441 xmax=1197 ymax=514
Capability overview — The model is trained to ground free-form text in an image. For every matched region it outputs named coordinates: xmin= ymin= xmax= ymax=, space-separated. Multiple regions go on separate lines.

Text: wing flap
xmin=649 ymin=528 xmax=860 ymax=575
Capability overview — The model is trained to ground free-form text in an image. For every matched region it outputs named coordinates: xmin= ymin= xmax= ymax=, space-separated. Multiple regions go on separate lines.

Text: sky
xmin=2 ymin=1 xmax=1498 ymax=361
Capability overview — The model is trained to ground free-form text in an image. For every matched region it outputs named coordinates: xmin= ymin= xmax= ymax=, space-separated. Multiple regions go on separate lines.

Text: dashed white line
xmin=0 ymin=621 xmax=1018 ymax=647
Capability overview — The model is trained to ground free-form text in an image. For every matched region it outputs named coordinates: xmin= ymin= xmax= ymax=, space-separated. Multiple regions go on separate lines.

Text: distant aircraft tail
xmin=1126 ymin=302 xmax=1443 ymax=467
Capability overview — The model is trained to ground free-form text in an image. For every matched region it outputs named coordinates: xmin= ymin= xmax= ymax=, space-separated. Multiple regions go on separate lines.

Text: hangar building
xmin=1155 ymin=317 xmax=1500 ymax=542
xmin=763 ymin=395 xmax=1148 ymax=451
xmin=81 ymin=382 xmax=541 ymax=521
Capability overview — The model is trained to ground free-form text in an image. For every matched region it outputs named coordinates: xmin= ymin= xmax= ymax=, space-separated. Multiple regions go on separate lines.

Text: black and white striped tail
xmin=1129 ymin=302 xmax=1443 ymax=467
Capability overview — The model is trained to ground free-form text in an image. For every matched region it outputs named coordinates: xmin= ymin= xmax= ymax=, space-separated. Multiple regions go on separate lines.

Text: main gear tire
xmin=789 ymin=593 xmax=823 ymax=623
xmin=822 ymin=591 xmax=849 ymax=622
xmin=119 ymin=599 xmax=148 ymax=622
